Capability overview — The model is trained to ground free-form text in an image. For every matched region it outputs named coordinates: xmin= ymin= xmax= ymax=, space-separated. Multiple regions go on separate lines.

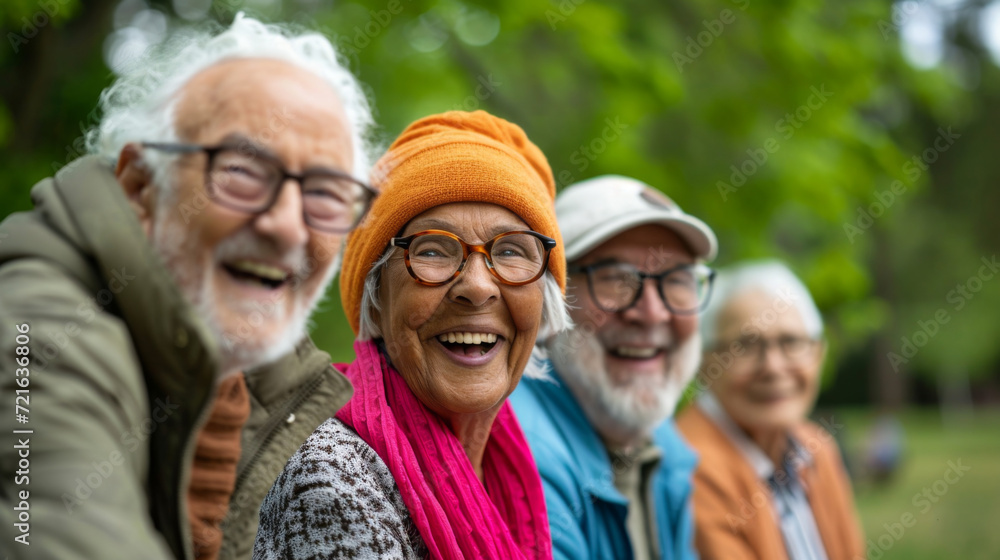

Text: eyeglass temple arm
xmin=566 ymin=263 xmax=593 ymax=274
xmin=140 ymin=142 xmax=203 ymax=153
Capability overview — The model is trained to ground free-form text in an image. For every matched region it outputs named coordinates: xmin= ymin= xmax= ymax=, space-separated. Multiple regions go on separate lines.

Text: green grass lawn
xmin=836 ymin=408 xmax=1000 ymax=560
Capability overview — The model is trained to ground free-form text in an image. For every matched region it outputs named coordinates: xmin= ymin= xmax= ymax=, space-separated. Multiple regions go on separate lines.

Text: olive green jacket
xmin=0 ymin=156 xmax=353 ymax=560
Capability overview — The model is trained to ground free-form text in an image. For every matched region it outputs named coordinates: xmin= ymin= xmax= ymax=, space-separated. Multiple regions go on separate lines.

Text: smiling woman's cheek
xmin=381 ymin=262 xmax=438 ymax=331
xmin=376 ymin=260 xmax=443 ymax=392
xmin=377 ymin=268 xmax=543 ymax=417
xmin=504 ymin=288 xmax=544 ymax=373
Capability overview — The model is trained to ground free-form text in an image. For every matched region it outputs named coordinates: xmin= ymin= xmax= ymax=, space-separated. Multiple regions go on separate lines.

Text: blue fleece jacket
xmin=510 ymin=366 xmax=699 ymax=560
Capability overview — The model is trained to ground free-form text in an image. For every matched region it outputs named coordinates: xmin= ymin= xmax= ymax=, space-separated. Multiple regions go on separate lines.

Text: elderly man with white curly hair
xmin=0 ymin=15 xmax=375 ymax=560
xmin=510 ymin=175 xmax=718 ymax=560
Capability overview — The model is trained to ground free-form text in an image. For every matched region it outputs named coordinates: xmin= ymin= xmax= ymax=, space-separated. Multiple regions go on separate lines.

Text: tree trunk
xmin=871 ymin=225 xmax=909 ymax=410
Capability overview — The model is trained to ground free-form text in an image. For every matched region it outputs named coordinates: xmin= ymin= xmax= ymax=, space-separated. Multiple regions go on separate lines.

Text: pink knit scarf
xmin=336 ymin=340 xmax=552 ymax=560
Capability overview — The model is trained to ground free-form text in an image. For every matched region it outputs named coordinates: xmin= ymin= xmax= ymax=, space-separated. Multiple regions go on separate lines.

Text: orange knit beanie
xmin=340 ymin=110 xmax=565 ymax=335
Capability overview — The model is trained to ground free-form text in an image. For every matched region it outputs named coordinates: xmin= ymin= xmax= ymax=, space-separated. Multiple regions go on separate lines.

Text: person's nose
xmin=756 ymin=340 xmax=788 ymax=375
xmin=252 ymin=180 xmax=309 ymax=250
xmin=620 ymin=278 xmax=672 ymax=326
xmin=448 ymin=252 xmax=501 ymax=307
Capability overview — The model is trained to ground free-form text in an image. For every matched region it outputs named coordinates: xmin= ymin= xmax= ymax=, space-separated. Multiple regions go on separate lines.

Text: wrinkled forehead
xmin=575 ymin=224 xmax=695 ymax=271
xmin=402 ymin=202 xmax=530 ymax=241
xmin=716 ymin=288 xmax=808 ymax=338
xmin=170 ymin=58 xmax=350 ymax=155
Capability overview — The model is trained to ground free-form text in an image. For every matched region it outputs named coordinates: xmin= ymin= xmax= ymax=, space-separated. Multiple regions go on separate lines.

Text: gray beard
xmin=549 ymin=326 xmax=701 ymax=445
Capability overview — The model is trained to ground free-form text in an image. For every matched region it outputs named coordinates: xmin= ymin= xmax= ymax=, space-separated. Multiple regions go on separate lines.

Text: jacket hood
xmin=0 ymin=155 xmax=220 ymax=559
xmin=1 ymin=156 xmax=222 ymax=383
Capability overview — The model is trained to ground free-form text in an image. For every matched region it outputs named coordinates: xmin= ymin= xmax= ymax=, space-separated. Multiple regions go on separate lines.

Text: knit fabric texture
xmin=340 ymin=110 xmax=564 ymax=334
xmin=187 ymin=373 xmax=251 ymax=560
xmin=253 ymin=417 xmax=427 ymax=559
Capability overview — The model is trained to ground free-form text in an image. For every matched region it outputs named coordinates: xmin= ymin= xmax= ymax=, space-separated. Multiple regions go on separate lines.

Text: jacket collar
xmin=543 ymin=366 xmax=628 ymax=506
xmin=651 ymin=417 xmax=699 ymax=506
xmin=697 ymin=391 xmax=813 ymax=481
xmin=49 ymin=156 xmax=221 ymax=392
xmin=244 ymin=336 xmax=347 ymax=406
xmin=653 ymin=418 xmax=699 ymax=472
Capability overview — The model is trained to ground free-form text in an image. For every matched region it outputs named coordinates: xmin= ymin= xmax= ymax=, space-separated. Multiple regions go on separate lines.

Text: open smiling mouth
xmin=223 ymin=260 xmax=291 ymax=290
xmin=436 ymin=332 xmax=501 ymax=357
xmin=609 ymin=346 xmax=666 ymax=360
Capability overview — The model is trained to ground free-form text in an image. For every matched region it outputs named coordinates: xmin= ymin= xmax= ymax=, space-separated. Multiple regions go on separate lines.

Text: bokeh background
xmin=2 ymin=0 xmax=998 ymax=557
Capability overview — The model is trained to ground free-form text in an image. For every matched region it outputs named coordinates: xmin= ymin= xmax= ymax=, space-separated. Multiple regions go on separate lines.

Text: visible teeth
xmin=230 ymin=260 xmax=287 ymax=281
xmin=437 ymin=332 xmax=498 ymax=344
xmin=616 ymin=346 xmax=658 ymax=358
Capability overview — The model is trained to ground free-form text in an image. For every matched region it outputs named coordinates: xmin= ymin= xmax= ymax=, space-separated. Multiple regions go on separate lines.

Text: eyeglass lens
xmin=208 ymin=148 xmax=367 ymax=231
xmin=588 ymin=263 xmax=709 ymax=312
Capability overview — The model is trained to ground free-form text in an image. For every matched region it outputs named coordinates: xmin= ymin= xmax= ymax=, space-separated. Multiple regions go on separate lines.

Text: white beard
xmin=550 ymin=326 xmax=701 ymax=443
xmin=149 ymin=206 xmax=329 ymax=378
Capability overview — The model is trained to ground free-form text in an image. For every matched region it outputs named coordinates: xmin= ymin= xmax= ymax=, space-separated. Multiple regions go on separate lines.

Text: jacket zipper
xmin=232 ymin=371 xmax=325 ymax=495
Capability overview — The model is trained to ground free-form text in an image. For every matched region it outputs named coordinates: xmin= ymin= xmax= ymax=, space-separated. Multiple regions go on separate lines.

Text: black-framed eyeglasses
xmin=389 ymin=229 xmax=557 ymax=287
xmin=568 ymin=261 xmax=715 ymax=314
xmin=142 ymin=142 xmax=377 ymax=233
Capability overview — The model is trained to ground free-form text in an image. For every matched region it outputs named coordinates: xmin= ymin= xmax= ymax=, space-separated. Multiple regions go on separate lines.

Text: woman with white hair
xmin=677 ymin=261 xmax=864 ymax=560
xmin=254 ymin=110 xmax=570 ymax=560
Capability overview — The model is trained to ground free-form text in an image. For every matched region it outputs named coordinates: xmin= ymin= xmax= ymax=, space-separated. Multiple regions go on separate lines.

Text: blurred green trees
xmin=2 ymin=0 xmax=997 ymax=406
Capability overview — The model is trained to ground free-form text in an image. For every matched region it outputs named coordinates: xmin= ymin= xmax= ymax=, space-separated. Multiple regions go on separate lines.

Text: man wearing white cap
xmin=510 ymin=175 xmax=718 ymax=560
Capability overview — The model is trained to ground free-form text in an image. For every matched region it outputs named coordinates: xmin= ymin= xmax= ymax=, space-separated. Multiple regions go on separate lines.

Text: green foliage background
xmin=2 ymin=0 xmax=998 ymax=405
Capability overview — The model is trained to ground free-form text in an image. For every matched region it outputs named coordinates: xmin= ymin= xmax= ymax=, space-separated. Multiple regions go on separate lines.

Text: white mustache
xmin=214 ymin=228 xmax=308 ymax=277
xmin=602 ymin=329 xmax=674 ymax=349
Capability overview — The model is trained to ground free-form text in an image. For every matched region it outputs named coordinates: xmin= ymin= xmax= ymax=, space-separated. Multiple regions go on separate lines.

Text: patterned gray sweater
xmin=253 ymin=418 xmax=428 ymax=559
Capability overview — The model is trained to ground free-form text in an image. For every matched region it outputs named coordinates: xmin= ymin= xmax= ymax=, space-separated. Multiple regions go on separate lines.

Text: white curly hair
xmin=85 ymin=13 xmax=376 ymax=177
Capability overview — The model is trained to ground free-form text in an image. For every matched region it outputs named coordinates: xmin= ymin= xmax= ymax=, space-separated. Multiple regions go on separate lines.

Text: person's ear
xmin=115 ymin=143 xmax=156 ymax=236
xmin=816 ymin=338 xmax=829 ymax=365
xmin=696 ymin=350 xmax=716 ymax=383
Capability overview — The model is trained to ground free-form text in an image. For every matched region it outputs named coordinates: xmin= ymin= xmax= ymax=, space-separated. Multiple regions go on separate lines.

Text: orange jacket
xmin=677 ymin=405 xmax=865 ymax=560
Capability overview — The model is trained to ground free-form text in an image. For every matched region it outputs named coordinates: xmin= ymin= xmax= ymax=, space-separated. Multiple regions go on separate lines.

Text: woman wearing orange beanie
xmin=254 ymin=110 xmax=569 ymax=560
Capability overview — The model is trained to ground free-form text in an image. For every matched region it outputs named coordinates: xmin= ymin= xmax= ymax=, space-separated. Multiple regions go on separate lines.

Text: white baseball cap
xmin=556 ymin=175 xmax=718 ymax=262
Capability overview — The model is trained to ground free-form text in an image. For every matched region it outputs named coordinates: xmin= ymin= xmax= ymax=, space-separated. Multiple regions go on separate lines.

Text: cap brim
xmin=564 ymin=209 xmax=717 ymax=263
